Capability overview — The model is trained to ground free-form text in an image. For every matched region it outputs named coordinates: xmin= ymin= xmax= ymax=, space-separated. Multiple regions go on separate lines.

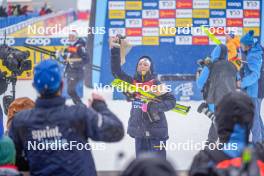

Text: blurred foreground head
xmin=215 ymin=90 xmax=254 ymax=143
xmin=7 ymin=97 xmax=35 ymax=129
xmin=121 ymin=153 xmax=177 ymax=176
xmin=0 ymin=135 xmax=16 ymax=166
xmin=33 ymin=59 xmax=62 ymax=98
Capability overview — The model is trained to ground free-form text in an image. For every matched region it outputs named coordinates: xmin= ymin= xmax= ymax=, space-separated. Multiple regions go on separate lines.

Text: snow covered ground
xmin=1 ymin=80 xmax=264 ymax=172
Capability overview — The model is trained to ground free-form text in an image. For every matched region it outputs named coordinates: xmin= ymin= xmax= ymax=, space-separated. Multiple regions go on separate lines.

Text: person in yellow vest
xmin=226 ymin=33 xmax=242 ymax=71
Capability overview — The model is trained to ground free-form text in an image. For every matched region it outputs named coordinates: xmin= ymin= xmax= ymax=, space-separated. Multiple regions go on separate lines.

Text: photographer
xmin=110 ymin=36 xmax=176 ymax=158
xmin=196 ymin=44 xmax=237 ymax=143
xmin=63 ymin=30 xmax=89 ymax=105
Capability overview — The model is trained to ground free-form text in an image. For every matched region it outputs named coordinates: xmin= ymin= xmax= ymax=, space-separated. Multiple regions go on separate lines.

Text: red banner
xmin=227 ymin=19 xmax=243 ymax=27
xmin=176 ymin=0 xmax=192 ymax=9
xmin=192 ymin=36 xmax=209 ymax=45
xmin=143 ymin=19 xmax=159 ymax=27
xmin=159 ymin=10 xmax=176 ymax=18
xmin=244 ymin=10 xmax=260 ymax=18
xmin=126 ymin=28 xmax=142 ymax=36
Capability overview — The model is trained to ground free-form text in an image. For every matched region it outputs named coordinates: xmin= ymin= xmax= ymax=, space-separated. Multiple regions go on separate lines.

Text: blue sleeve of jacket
xmin=84 ymin=100 xmax=124 ymax=142
xmin=241 ymin=55 xmax=261 ymax=89
xmin=111 ymin=48 xmax=133 ymax=83
xmin=147 ymin=92 xmax=176 ymax=113
xmin=0 ymin=105 xmax=3 ymax=137
xmin=196 ymin=67 xmax=210 ymax=91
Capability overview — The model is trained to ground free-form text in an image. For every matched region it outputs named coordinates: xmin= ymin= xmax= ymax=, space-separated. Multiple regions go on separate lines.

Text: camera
xmin=197 ymin=57 xmax=212 ymax=67
xmin=0 ymin=43 xmax=32 ymax=114
xmin=0 ymin=45 xmax=32 ymax=76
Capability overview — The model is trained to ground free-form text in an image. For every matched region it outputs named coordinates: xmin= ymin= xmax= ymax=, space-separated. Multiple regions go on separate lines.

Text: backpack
xmin=204 ymin=148 xmax=264 ymax=176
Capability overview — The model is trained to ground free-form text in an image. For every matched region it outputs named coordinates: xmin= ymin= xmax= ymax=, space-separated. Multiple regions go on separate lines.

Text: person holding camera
xmin=196 ymin=44 xmax=237 ymax=143
xmin=63 ymin=30 xmax=89 ymax=105
xmin=239 ymin=30 xmax=264 ymax=143
xmin=110 ymin=36 xmax=176 ymax=158
xmin=8 ymin=59 xmax=124 ymax=176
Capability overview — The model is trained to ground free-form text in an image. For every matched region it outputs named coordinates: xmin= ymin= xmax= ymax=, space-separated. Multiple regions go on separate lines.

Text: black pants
xmin=207 ymin=123 xmax=218 ymax=143
xmin=67 ymin=72 xmax=83 ymax=105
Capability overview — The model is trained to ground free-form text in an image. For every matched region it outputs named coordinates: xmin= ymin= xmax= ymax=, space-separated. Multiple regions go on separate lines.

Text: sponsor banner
xmin=226 ymin=9 xmax=243 ymax=18
xmin=159 ymin=0 xmax=176 ymax=9
xmin=176 ymin=9 xmax=192 ymax=18
xmin=175 ymin=36 xmax=192 ymax=45
xmin=209 ymin=36 xmax=226 ymax=45
xmin=209 ymin=18 xmax=226 ymax=27
xmin=126 ymin=36 xmax=142 ymax=45
xmin=126 ymin=28 xmax=142 ymax=36
xmin=176 ymin=0 xmax=192 ymax=9
xmin=126 ymin=11 xmax=142 ymax=18
xmin=243 ymin=18 xmax=260 ymax=27
xmin=125 ymin=19 xmax=142 ymax=28
xmin=244 ymin=10 xmax=260 ymax=18
xmin=210 ymin=1 xmax=226 ymax=9
xmin=243 ymin=1 xmax=260 ymax=10
xmin=159 ymin=27 xmax=176 ymax=36
xmin=109 ymin=10 xmax=125 ymax=19
xmin=226 ymin=19 xmax=243 ymax=27
xmin=142 ymin=28 xmax=159 ymax=36
xmin=142 ymin=36 xmax=159 ymax=45
xmin=193 ymin=9 xmax=209 ymax=18
xmin=226 ymin=0 xmax=243 ymax=9
xmin=160 ymin=37 xmax=175 ymax=44
xmin=143 ymin=19 xmax=159 ymax=27
xmin=191 ymin=27 xmax=206 ymax=36
xmin=109 ymin=28 xmax=126 ymax=37
xmin=210 ymin=10 xmax=226 ymax=18
xmin=231 ymin=27 xmax=243 ymax=36
xmin=143 ymin=1 xmax=158 ymax=9
xmin=109 ymin=20 xmax=125 ymax=27
xmin=193 ymin=19 xmax=209 ymax=27
xmin=243 ymin=27 xmax=260 ymax=36
xmin=176 ymin=27 xmax=192 ymax=35
xmin=176 ymin=18 xmax=193 ymax=27
xmin=125 ymin=1 xmax=142 ymax=10
xmin=193 ymin=0 xmax=209 ymax=9
xmin=108 ymin=1 xmax=125 ymax=10
xmin=192 ymin=36 xmax=209 ymax=45
xmin=142 ymin=10 xmax=159 ymax=18
xmin=160 ymin=10 xmax=176 ymax=18
xmin=159 ymin=18 xmax=176 ymax=27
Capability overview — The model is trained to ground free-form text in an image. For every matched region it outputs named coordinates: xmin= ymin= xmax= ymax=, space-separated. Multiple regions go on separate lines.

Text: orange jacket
xmin=227 ymin=36 xmax=240 ymax=61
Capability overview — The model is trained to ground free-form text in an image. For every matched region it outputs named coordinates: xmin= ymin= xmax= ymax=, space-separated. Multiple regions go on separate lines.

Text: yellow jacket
xmin=227 ymin=36 xmax=240 ymax=61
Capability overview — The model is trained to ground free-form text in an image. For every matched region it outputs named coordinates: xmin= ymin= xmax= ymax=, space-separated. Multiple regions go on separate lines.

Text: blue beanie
xmin=33 ymin=59 xmax=62 ymax=96
xmin=240 ymin=30 xmax=254 ymax=46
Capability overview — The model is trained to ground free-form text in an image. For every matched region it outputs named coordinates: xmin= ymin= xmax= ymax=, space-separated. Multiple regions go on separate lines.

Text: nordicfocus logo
xmin=153 ymin=141 xmax=238 ymax=151
xmin=28 ymin=126 xmax=106 ymax=151
xmin=27 ymin=24 xmax=106 ymax=36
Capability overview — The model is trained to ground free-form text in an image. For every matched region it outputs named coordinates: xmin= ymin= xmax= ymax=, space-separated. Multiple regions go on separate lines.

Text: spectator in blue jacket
xmin=110 ymin=36 xmax=176 ymax=159
xmin=196 ymin=44 xmax=237 ymax=143
xmin=240 ymin=30 xmax=264 ymax=143
xmin=8 ymin=59 xmax=124 ymax=176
